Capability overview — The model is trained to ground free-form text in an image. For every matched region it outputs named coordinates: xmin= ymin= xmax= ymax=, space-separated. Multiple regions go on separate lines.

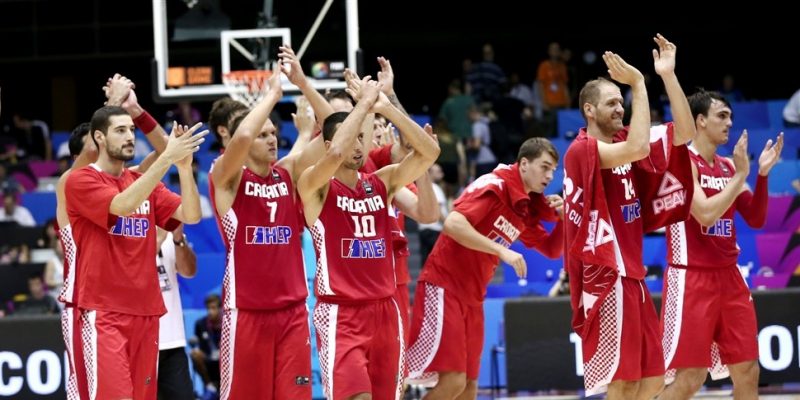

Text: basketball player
xmin=562 ymin=34 xmax=696 ymax=399
xmin=407 ymin=137 xmax=565 ymax=399
xmin=209 ymin=63 xmax=322 ymax=399
xmin=297 ymin=76 xmax=439 ymax=400
xmin=660 ymin=89 xmax=783 ymax=400
xmin=56 ymin=73 xmax=170 ymax=399
xmin=66 ymin=105 xmax=205 ymax=400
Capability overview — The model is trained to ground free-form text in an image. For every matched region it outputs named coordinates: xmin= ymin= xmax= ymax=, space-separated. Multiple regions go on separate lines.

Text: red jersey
xmin=310 ymin=173 xmax=395 ymax=303
xmin=57 ymin=224 xmax=78 ymax=305
xmin=209 ymin=165 xmax=307 ymax=310
xmin=420 ymin=166 xmax=552 ymax=306
xmin=66 ymin=165 xmax=181 ymax=316
xmin=564 ymin=124 xmax=682 ymax=280
xmin=362 ymin=144 xmax=392 ymax=174
xmin=361 ymin=143 xmax=411 ymax=285
xmin=667 ymin=148 xmax=739 ymax=268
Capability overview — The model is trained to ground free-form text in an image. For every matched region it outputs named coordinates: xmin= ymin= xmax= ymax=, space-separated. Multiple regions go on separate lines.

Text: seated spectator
xmin=13 ymin=273 xmax=60 ymax=315
xmin=719 ymin=73 xmax=745 ymax=103
xmin=190 ymin=294 xmax=222 ymax=397
xmin=166 ymin=101 xmax=203 ymax=128
xmin=0 ymin=190 xmax=35 ymax=227
xmin=783 ymin=88 xmax=800 ymax=127
xmin=0 ymin=164 xmax=24 ymax=194
xmin=5 ymin=112 xmax=51 ymax=160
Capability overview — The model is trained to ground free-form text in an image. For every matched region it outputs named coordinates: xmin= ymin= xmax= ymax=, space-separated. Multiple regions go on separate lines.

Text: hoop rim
xmin=222 ymin=69 xmax=273 ymax=79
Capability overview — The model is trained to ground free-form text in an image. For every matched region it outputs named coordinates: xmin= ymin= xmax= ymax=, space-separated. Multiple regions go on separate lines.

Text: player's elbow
xmin=442 ymin=215 xmax=460 ymax=236
xmin=109 ymin=198 xmax=136 ymax=217
xmin=693 ymin=210 xmax=715 ymax=227
xmin=183 ymin=211 xmax=202 ymax=224
xmin=632 ymin=142 xmax=650 ymax=160
xmin=416 ymin=207 xmax=440 ymax=225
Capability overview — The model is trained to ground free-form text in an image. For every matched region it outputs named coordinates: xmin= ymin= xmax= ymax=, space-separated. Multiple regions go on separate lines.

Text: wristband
xmin=133 ymin=110 xmax=158 ymax=134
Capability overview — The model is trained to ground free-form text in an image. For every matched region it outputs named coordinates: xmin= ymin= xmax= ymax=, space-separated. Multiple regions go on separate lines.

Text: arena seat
xmin=21 ymin=191 xmax=56 ymax=225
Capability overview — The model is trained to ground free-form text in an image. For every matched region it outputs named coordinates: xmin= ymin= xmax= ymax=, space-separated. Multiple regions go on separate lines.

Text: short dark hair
xmin=324 ymin=90 xmax=353 ymax=106
xmin=68 ymin=122 xmax=91 ymax=157
xmin=89 ymin=106 xmax=129 ymax=148
xmin=322 ymin=112 xmax=350 ymax=141
xmin=687 ymin=88 xmax=731 ymax=121
xmin=208 ymin=97 xmax=248 ymax=144
xmin=204 ymin=293 xmax=221 ymax=307
xmin=517 ymin=137 xmax=559 ymax=163
xmin=578 ymin=77 xmax=616 ymax=122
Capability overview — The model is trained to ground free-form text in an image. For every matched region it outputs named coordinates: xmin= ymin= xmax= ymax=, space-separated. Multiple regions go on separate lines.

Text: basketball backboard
xmin=151 ymin=0 xmax=360 ymax=103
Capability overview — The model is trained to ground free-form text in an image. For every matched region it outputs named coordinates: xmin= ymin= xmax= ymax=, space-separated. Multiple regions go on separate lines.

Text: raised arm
xmin=286 ymin=96 xmax=316 ymax=158
xmin=597 ymin=52 xmax=651 ymax=169
xmin=391 ymin=125 xmax=441 ymax=223
xmin=109 ymin=123 xmax=206 ymax=217
xmin=393 ymin=179 xmax=440 ymax=225
xmin=279 ymin=44 xmax=335 ymax=123
xmin=690 ymin=132 xmax=749 ymax=226
xmin=653 ymin=34 xmax=695 ymax=146
xmin=373 ymin=95 xmax=440 ymax=195
xmin=376 ymin=56 xmax=408 ymax=116
xmin=211 ymin=64 xmax=283 ymax=188
xmin=170 ymin=123 xmax=206 ymax=224
xmin=737 ymin=133 xmax=783 ymax=227
xmin=104 ymin=74 xmax=169 ymax=154
xmin=297 ymin=78 xmax=381 ymax=224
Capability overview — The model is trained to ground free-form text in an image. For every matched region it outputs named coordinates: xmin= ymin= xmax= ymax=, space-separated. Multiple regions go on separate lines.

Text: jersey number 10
xmin=352 ymin=215 xmax=376 ymax=238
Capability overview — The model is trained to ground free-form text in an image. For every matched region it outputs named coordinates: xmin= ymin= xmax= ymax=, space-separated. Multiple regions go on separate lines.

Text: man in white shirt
xmin=156 ymin=225 xmax=197 ymax=399
xmin=1 ymin=191 xmax=35 ymax=226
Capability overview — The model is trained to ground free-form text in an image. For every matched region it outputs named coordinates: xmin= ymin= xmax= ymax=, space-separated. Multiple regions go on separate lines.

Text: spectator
xmin=438 ymin=79 xmax=476 ymax=144
xmin=783 ymin=88 xmax=800 ymax=127
xmin=0 ymin=190 xmax=35 ymax=226
xmin=13 ymin=274 xmax=60 ymax=315
xmin=191 ymin=294 xmax=222 ymax=397
xmin=719 ymin=73 xmax=745 ymax=103
xmin=4 ymin=111 xmax=51 ymax=160
xmin=166 ymin=101 xmax=203 ymax=127
xmin=466 ymin=43 xmax=506 ymax=104
xmin=536 ymin=42 xmax=570 ymax=136
xmin=0 ymin=164 xmax=24 ymax=197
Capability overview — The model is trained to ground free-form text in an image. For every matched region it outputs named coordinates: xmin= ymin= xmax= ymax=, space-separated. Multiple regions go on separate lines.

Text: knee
xmin=639 ymin=378 xmax=664 ymax=399
xmin=461 ymin=380 xmax=478 ymax=397
xmin=731 ymin=361 xmax=760 ymax=387
xmin=679 ymin=369 xmax=707 ymax=393
xmin=436 ymin=372 xmax=467 ymax=397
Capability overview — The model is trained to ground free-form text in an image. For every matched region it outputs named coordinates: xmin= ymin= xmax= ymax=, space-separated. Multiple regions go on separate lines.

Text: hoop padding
xmin=222 ymin=70 xmax=272 ymax=108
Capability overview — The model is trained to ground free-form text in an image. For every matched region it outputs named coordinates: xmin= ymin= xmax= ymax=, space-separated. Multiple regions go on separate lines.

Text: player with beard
xmin=66 ymin=105 xmax=206 ymax=400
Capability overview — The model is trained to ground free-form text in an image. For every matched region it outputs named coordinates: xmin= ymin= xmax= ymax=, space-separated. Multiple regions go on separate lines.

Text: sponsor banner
xmin=505 ymin=289 xmax=800 ymax=391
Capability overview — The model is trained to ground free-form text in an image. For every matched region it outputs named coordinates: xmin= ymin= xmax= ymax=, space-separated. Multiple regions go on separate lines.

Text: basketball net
xmin=222 ymin=70 xmax=272 ymax=109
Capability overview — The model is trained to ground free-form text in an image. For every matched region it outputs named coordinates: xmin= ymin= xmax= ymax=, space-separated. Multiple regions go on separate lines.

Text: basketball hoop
xmin=222 ymin=70 xmax=272 ymax=109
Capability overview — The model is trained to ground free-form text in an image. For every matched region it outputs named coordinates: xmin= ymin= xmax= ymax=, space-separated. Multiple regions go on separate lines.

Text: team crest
xmin=362 ymin=180 xmax=374 ymax=195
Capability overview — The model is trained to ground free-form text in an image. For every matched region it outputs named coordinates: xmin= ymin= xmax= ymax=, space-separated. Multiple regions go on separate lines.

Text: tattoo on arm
xmin=387 ymin=93 xmax=408 ymax=116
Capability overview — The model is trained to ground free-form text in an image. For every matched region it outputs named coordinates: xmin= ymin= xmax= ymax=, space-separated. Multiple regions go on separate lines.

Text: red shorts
xmin=313 ymin=297 xmax=403 ymax=400
xmin=662 ymin=265 xmax=758 ymax=371
xmin=406 ymin=281 xmax=484 ymax=383
xmin=580 ymin=276 xmax=663 ymax=396
xmin=74 ymin=309 xmax=159 ymax=400
xmin=61 ymin=306 xmax=81 ymax=400
xmin=219 ymin=302 xmax=311 ymax=400
xmin=394 ymin=283 xmax=410 ymax=344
